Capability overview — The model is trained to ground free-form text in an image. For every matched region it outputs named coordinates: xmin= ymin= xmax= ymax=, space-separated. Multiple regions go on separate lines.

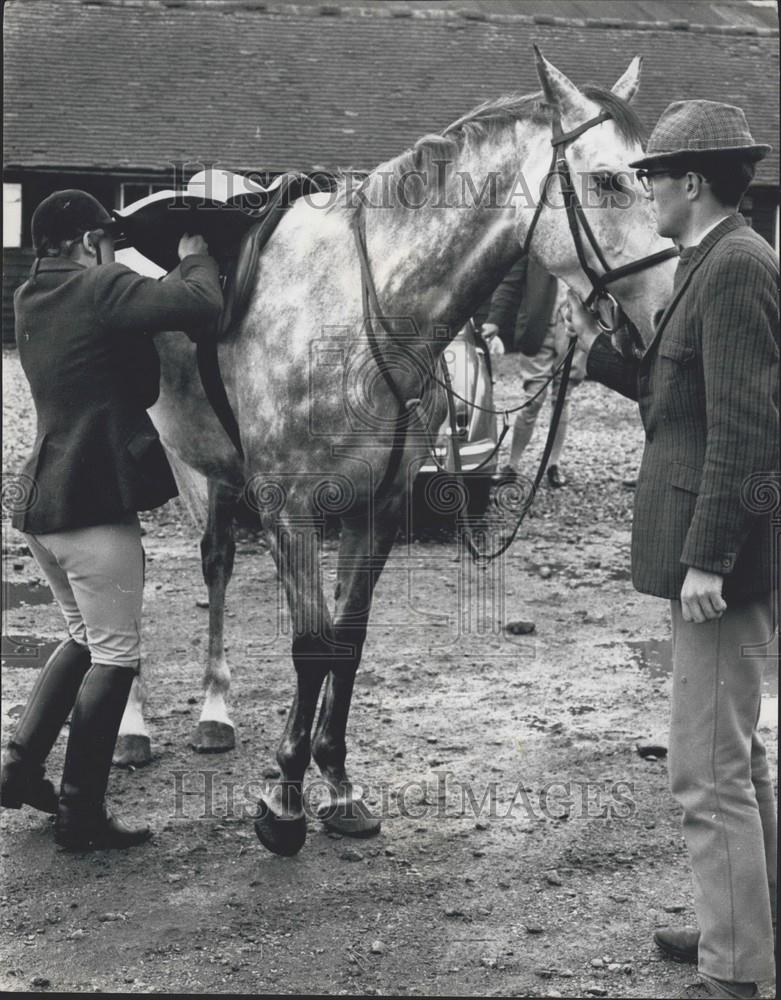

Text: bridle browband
xmin=352 ymin=105 xmax=678 ymax=562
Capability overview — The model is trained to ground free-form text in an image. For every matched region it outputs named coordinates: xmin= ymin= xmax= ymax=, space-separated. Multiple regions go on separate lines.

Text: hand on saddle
xmin=564 ymin=290 xmax=601 ymax=354
xmin=178 ymin=233 xmax=210 ymax=260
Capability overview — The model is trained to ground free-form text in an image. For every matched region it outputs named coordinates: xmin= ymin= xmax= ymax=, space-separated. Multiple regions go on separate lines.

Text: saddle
xmin=113 ymin=168 xmax=330 ymax=457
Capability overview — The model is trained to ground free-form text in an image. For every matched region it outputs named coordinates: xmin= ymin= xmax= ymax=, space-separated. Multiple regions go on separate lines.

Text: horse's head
xmin=516 ymin=48 xmax=677 ymax=348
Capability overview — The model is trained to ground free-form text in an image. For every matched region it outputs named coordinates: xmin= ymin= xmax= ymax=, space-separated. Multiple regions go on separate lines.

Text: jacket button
xmin=721 ymin=557 xmax=733 ymax=570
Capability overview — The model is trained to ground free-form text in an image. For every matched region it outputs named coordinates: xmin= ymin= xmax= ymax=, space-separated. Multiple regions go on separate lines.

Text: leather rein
xmin=352 ymin=107 xmax=678 ymax=563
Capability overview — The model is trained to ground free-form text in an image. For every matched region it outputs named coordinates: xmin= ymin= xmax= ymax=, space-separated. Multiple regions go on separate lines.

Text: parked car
xmin=413 ymin=319 xmax=499 ymax=518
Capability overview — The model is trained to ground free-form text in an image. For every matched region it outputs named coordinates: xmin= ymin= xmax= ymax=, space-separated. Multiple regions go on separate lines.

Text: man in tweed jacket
xmin=567 ymin=102 xmax=778 ymax=999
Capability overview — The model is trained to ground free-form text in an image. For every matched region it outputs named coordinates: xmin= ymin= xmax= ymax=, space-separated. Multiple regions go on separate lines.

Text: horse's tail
xmin=162 ymin=444 xmax=208 ymax=530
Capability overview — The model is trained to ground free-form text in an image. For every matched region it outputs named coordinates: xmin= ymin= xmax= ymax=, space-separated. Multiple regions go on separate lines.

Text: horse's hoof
xmin=317 ymin=797 xmax=381 ymax=838
xmin=254 ymin=798 xmax=307 ymax=856
xmin=113 ymin=734 xmax=152 ymax=768
xmin=190 ymin=720 xmax=235 ymax=753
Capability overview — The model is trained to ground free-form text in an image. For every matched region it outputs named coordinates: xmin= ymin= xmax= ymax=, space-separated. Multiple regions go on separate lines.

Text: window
xmin=3 ymin=183 xmax=22 ymax=247
xmin=119 ymin=181 xmax=169 ymax=209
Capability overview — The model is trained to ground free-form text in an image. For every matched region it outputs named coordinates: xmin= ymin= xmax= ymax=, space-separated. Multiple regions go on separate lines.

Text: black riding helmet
xmin=31 ymin=189 xmax=119 ymax=257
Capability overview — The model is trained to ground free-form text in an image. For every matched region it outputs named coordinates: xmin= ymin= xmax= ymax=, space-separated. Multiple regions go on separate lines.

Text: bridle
xmin=352 ymin=105 xmax=678 ymax=563
xmin=523 ymin=108 xmax=678 ymax=344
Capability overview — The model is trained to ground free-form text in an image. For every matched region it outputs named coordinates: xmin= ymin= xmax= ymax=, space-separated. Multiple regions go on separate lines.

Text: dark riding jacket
xmin=486 ymin=255 xmax=559 ymax=355
xmin=12 ymin=254 xmax=223 ymax=534
xmin=586 ymin=215 xmax=779 ymax=603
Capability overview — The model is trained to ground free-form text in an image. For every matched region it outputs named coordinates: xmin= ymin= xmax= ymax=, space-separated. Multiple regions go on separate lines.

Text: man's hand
xmin=480 ymin=322 xmax=506 ymax=356
xmin=178 ymin=233 xmax=209 ymax=260
xmin=680 ymin=567 xmax=727 ymax=623
xmin=564 ymin=290 xmax=601 ymax=354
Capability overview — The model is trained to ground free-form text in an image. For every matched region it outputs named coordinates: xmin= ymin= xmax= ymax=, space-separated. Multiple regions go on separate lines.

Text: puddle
xmin=2 ymin=635 xmax=60 ymax=669
xmin=627 ymin=638 xmax=672 ymax=681
xmin=628 ymin=636 xmax=779 ymax=698
xmin=3 ymin=580 xmax=54 ymax=609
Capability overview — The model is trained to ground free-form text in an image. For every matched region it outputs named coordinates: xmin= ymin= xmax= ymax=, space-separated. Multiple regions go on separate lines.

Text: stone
xmin=370 ymin=941 xmax=384 ymax=954
xmin=339 ymin=848 xmax=364 ymax=862
xmin=524 ymin=923 xmax=545 ymax=935
xmin=636 ymin=737 xmax=668 ymax=759
xmin=545 ymin=871 xmax=563 ymax=886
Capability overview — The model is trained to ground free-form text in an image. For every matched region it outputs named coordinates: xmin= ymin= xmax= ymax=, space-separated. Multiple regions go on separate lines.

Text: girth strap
xmin=196 ymin=338 xmax=245 ymax=459
xmin=195 ymin=173 xmax=313 ymax=462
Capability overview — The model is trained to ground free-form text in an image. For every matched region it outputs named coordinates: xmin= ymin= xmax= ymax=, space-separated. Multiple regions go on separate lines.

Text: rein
xmin=351 ymin=106 xmax=677 ymax=563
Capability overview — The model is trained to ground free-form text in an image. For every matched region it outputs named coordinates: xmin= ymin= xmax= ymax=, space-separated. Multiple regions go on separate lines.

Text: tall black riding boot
xmin=54 ymin=662 xmax=151 ymax=850
xmin=1 ymin=638 xmax=91 ymax=813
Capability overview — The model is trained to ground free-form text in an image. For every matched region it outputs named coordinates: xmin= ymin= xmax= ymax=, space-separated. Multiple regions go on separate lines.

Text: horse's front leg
xmin=311 ymin=498 xmax=403 ymax=837
xmin=191 ymin=478 xmax=238 ymax=753
xmin=254 ymin=513 xmax=334 ymax=856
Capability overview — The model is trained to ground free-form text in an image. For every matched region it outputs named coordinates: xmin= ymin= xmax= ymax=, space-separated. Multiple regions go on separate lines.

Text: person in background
xmin=481 ymin=254 xmax=586 ymax=488
xmin=566 ymin=102 xmax=778 ymax=1000
xmin=1 ymin=190 xmax=224 ymax=851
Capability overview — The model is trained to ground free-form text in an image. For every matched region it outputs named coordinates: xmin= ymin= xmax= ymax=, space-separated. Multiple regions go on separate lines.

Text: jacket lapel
xmin=642 ymin=214 xmax=746 ymax=360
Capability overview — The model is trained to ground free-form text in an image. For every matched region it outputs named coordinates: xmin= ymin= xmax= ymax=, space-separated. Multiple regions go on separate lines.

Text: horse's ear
xmin=532 ymin=44 xmax=589 ymax=120
xmin=611 ymin=56 xmax=642 ymax=104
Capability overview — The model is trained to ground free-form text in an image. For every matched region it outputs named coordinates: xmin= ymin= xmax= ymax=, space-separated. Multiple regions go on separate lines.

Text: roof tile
xmin=3 ymin=0 xmax=777 ymax=184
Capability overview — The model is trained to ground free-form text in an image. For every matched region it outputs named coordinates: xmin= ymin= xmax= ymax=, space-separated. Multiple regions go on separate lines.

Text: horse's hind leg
xmin=191 ymin=478 xmax=238 ymax=753
xmin=254 ymin=514 xmax=334 ymax=856
xmin=311 ymin=498 xmax=402 ymax=837
xmin=114 ymin=669 xmax=152 ymax=767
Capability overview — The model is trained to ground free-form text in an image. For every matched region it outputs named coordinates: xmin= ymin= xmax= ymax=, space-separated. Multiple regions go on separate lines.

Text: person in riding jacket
xmin=481 ymin=254 xmax=587 ymax=488
xmin=1 ymin=189 xmax=224 ymax=850
xmin=566 ymin=103 xmax=777 ymax=1000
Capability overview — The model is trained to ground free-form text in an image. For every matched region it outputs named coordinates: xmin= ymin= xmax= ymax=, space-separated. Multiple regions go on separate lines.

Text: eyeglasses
xmin=635 ymin=169 xmax=686 ymax=193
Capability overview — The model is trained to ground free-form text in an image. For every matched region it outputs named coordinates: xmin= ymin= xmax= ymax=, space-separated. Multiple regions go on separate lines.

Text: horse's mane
xmin=331 ymin=85 xmax=645 ymax=207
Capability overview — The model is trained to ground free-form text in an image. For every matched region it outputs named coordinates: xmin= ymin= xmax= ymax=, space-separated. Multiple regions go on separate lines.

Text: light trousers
xmin=668 ymin=596 xmax=777 ymax=982
xmin=24 ymin=515 xmax=144 ymax=669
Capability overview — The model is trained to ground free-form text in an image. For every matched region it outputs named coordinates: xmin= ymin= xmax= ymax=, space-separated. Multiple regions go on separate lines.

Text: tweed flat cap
xmin=628 ymin=100 xmax=771 ymax=169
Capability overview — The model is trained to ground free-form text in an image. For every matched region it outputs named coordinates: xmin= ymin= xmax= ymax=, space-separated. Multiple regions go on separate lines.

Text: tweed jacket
xmin=13 ymin=254 xmax=223 ymax=534
xmin=587 ymin=215 xmax=779 ymax=603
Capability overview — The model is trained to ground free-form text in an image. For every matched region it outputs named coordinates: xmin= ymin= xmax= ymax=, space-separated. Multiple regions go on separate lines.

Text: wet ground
xmin=1 ymin=347 xmax=777 ymax=996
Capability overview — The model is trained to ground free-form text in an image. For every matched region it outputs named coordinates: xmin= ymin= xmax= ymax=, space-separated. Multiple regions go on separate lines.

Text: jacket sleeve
xmin=485 ymin=256 xmax=528 ymax=330
xmin=680 ymin=248 xmax=780 ymax=576
xmin=94 ymin=254 xmax=224 ymax=342
xmin=585 ymin=332 xmax=640 ymax=401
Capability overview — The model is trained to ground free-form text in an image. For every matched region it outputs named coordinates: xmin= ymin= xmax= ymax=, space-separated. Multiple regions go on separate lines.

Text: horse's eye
xmin=594 ymin=172 xmax=624 ymax=194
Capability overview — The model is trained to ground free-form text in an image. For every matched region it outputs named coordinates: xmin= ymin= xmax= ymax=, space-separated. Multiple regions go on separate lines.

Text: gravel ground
xmin=1 ymin=345 xmax=777 ymax=997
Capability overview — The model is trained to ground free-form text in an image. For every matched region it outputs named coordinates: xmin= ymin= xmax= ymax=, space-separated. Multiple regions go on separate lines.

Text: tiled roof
xmin=3 ymin=0 xmax=778 ymax=184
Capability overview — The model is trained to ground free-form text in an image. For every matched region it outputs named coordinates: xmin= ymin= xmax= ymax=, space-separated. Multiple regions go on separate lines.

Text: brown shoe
xmin=654 ymin=925 xmax=699 ymax=963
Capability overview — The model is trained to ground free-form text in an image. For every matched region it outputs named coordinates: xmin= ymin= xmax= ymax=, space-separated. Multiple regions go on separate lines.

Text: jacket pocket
xmin=669 ymin=461 xmax=701 ymax=494
xmin=658 ymin=340 xmax=696 ymax=366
